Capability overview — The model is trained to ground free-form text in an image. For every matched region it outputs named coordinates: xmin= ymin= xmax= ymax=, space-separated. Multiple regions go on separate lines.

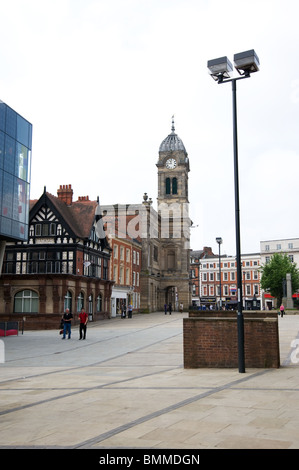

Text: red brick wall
xmin=183 ymin=311 xmax=280 ymax=368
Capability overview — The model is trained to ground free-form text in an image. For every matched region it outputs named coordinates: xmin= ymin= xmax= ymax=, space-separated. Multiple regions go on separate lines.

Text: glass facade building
xmin=0 ymin=101 xmax=32 ymax=241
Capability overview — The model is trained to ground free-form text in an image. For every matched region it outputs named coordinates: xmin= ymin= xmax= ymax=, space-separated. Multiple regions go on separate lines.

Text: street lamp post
xmin=207 ymin=50 xmax=260 ymax=373
xmin=216 ymin=237 xmax=222 ymax=310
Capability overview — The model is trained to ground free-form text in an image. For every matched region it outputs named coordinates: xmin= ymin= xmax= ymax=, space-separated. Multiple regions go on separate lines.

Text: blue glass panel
xmin=13 ymin=178 xmax=26 ymax=223
xmin=4 ymin=135 xmax=16 ymax=175
xmin=0 ymin=131 xmax=4 ymax=170
xmin=28 ymin=123 xmax=32 ymax=150
xmin=0 ymin=102 xmax=6 ymax=132
xmin=2 ymin=171 xmax=13 ymax=219
xmin=16 ymin=143 xmax=28 ymax=180
xmin=0 ymin=169 xmax=3 ymax=215
xmin=5 ymin=106 xmax=17 ymax=139
xmin=17 ymin=115 xmax=30 ymax=147
xmin=0 ymin=216 xmax=12 ymax=237
xmin=12 ymin=220 xmax=27 ymax=239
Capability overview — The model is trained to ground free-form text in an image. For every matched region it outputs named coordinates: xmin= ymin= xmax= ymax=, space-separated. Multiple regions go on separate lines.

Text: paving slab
xmin=0 ymin=312 xmax=299 ymax=450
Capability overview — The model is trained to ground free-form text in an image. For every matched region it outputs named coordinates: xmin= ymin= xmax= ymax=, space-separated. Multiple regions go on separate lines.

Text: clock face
xmin=166 ymin=158 xmax=177 ymax=169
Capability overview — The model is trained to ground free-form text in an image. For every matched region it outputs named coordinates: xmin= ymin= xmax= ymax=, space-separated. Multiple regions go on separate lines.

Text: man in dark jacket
xmin=62 ymin=308 xmax=73 ymax=339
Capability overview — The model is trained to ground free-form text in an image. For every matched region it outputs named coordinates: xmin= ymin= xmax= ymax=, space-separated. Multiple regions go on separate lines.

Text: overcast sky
xmin=0 ymin=0 xmax=298 ymax=256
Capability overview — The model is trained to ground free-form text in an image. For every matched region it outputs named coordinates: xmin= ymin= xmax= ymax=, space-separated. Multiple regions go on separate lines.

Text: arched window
xmin=172 ymin=177 xmax=177 ymax=194
xmin=14 ymin=290 xmax=39 ymax=313
xmin=77 ymin=292 xmax=84 ymax=312
xmin=97 ymin=294 xmax=102 ymax=312
xmin=165 ymin=177 xmax=171 ymax=195
xmin=64 ymin=290 xmax=72 ymax=312
xmin=167 ymin=250 xmax=175 ymax=270
xmin=88 ymin=294 xmax=93 ymax=314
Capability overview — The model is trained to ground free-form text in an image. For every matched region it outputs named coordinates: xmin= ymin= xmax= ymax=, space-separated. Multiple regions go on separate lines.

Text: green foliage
xmin=260 ymin=253 xmax=299 ymax=306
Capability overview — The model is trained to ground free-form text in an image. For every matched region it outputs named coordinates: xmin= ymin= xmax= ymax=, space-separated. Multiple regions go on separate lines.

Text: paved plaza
xmin=0 ymin=311 xmax=299 ymax=449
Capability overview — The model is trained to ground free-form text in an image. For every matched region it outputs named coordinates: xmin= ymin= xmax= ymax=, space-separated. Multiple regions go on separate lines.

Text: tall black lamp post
xmin=207 ymin=50 xmax=260 ymax=373
xmin=216 ymin=237 xmax=222 ymax=310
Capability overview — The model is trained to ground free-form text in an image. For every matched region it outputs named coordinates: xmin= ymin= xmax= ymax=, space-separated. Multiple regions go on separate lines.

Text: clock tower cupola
xmin=157 ymin=117 xmax=190 ymax=205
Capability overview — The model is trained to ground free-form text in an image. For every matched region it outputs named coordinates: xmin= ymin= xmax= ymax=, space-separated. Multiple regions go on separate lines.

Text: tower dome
xmin=159 ymin=117 xmax=186 ymax=153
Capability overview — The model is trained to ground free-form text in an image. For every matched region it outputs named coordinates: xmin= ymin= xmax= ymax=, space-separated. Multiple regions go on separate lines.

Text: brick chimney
xmin=57 ymin=184 xmax=73 ymax=205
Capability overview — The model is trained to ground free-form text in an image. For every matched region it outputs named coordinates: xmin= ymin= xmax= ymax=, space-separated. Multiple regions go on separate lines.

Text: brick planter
xmin=183 ymin=310 xmax=280 ymax=368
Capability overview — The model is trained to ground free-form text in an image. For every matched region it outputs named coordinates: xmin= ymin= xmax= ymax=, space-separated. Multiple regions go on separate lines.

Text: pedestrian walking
xmin=128 ymin=303 xmax=133 ymax=318
xmin=62 ymin=308 xmax=73 ymax=339
xmin=179 ymin=303 xmax=183 ymax=313
xmin=121 ymin=303 xmax=126 ymax=318
xmin=280 ymin=304 xmax=285 ymax=317
xmin=79 ymin=307 xmax=88 ymax=340
xmin=164 ymin=303 xmax=167 ymax=315
xmin=168 ymin=302 xmax=172 ymax=315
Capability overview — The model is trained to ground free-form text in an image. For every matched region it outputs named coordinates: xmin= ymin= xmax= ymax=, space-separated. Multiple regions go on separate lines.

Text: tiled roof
xmin=30 ymin=191 xmax=98 ymax=239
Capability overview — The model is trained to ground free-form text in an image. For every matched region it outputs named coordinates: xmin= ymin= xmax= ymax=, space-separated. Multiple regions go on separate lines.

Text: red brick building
xmin=0 ymin=185 xmax=113 ymax=328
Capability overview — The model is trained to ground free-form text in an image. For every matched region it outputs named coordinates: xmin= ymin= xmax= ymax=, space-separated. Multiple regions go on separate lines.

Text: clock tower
xmin=156 ymin=118 xmax=191 ymax=310
xmin=157 ymin=117 xmax=190 ymax=206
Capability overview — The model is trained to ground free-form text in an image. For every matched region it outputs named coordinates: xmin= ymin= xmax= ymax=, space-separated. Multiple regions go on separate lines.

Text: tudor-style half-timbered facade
xmin=0 ymin=184 xmax=113 ymax=328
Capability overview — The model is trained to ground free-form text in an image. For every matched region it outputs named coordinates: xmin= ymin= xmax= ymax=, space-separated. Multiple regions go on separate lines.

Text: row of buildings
xmin=190 ymin=238 xmax=299 ymax=310
xmin=0 ymin=100 xmax=297 ymax=327
xmin=0 ymin=114 xmax=191 ymax=326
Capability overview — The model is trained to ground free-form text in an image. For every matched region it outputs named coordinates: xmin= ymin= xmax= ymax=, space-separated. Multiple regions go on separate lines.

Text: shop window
xmin=14 ymin=289 xmax=39 ymax=313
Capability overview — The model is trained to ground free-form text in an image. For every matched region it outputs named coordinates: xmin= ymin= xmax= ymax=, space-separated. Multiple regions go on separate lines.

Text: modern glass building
xmin=0 ymin=100 xmax=32 ymax=242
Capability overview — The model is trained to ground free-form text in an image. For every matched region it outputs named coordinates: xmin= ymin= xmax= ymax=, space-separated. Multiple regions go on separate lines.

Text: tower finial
xmin=171 ymin=115 xmax=175 ymax=133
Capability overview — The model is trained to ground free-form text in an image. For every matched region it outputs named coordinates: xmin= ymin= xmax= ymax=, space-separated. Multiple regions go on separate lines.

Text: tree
xmin=260 ymin=253 xmax=299 ymax=307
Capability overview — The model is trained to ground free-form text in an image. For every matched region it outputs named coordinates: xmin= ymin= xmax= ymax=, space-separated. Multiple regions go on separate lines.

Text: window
xmin=42 ymin=224 xmax=49 ymax=236
xmin=126 ymin=248 xmax=130 ymax=262
xmin=96 ymin=294 xmax=102 ymax=312
xmin=277 ymin=244 xmax=281 ymax=250
xmin=113 ymin=245 xmax=118 ymax=259
xmin=166 ymin=177 xmax=171 ymax=195
xmin=50 ymin=223 xmax=56 ymax=236
xmin=5 ymin=252 xmax=15 ymax=273
xmin=14 ymin=290 xmax=39 ymax=313
xmin=77 ymin=292 xmax=84 ymax=312
xmin=172 ymin=177 xmax=177 ymax=194
xmin=120 ymin=266 xmax=124 ymax=284
xmin=64 ymin=291 xmax=72 ymax=312
xmin=103 ymin=258 xmax=108 ymax=279
xmin=35 ymin=224 xmax=41 ymax=236
xmin=167 ymin=250 xmax=175 ymax=269
xmin=166 ymin=177 xmax=178 ymax=195
xmin=288 ymin=243 xmax=293 ymax=249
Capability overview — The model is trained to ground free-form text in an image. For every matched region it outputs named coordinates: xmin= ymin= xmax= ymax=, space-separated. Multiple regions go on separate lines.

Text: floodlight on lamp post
xmin=216 ymin=237 xmax=223 ymax=310
xmin=207 ymin=50 xmax=260 ymax=374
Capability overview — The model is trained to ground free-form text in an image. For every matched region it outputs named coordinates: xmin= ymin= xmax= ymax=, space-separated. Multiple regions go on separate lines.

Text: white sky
xmin=0 ymin=0 xmax=298 ymax=256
